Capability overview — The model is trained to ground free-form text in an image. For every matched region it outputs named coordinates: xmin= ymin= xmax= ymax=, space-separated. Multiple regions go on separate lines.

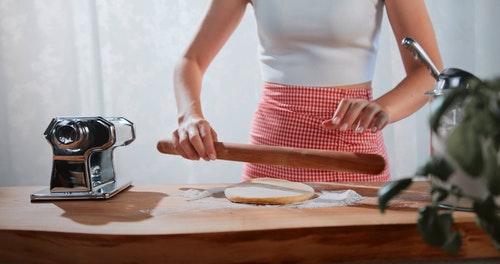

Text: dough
xmin=224 ymin=178 xmax=315 ymax=205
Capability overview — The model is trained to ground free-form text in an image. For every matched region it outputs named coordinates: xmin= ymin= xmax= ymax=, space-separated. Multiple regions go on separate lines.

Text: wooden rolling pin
xmin=157 ymin=139 xmax=386 ymax=175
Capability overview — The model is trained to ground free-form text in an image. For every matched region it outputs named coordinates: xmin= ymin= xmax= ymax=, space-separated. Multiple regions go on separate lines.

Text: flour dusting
xmin=183 ymin=189 xmax=203 ymax=199
xmin=181 ymin=189 xmax=363 ymax=209
xmin=297 ymin=190 xmax=364 ymax=208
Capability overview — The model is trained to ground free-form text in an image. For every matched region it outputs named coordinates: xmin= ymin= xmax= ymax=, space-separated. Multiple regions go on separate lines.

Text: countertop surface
xmin=1 ymin=182 xmax=499 ymax=263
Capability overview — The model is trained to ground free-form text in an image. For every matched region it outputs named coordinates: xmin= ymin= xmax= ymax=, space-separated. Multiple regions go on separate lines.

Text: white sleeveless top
xmin=251 ymin=0 xmax=384 ymax=87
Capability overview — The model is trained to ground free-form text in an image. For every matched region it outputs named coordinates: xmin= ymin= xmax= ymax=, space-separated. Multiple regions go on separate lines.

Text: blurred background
xmin=1 ymin=0 xmax=499 ymax=186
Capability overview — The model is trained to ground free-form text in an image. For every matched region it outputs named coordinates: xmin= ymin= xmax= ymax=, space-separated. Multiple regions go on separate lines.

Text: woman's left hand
xmin=322 ymin=98 xmax=389 ymax=133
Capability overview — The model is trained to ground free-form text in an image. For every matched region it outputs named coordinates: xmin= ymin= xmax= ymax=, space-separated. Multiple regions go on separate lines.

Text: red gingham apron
xmin=242 ymin=82 xmax=390 ymax=182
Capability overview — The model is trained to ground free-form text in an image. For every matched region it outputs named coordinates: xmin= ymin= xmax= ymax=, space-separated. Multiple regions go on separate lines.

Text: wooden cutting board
xmin=224 ymin=178 xmax=315 ymax=205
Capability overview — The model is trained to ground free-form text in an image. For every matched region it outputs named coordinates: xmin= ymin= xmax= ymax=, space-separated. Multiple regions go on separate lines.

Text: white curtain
xmin=1 ymin=0 xmax=499 ymax=186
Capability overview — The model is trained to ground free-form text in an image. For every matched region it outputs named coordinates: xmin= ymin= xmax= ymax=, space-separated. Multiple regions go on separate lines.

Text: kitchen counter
xmin=0 ymin=182 xmax=499 ymax=263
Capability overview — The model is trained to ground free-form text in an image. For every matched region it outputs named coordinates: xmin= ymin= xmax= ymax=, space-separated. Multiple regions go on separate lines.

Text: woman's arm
xmin=173 ymin=0 xmax=250 ymax=161
xmin=323 ymin=0 xmax=442 ymax=133
xmin=376 ymin=0 xmax=443 ymax=122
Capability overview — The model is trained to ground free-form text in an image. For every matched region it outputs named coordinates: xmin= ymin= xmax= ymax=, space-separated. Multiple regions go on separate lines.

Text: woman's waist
xmin=265 ymin=81 xmax=372 ymax=90
xmin=259 ymin=82 xmax=373 ymax=113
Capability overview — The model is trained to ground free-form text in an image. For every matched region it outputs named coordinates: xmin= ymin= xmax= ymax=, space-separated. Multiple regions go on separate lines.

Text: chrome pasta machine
xmin=31 ymin=116 xmax=135 ymax=201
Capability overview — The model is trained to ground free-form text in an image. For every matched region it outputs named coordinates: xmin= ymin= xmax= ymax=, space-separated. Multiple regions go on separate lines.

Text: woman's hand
xmin=322 ymin=98 xmax=389 ymax=133
xmin=172 ymin=115 xmax=218 ymax=161
xmin=171 ymin=0 xmax=248 ymax=162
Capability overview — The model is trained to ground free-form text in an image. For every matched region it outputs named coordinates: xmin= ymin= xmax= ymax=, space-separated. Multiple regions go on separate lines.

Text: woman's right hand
xmin=172 ymin=115 xmax=218 ymax=161
xmin=171 ymin=0 xmax=248 ymax=162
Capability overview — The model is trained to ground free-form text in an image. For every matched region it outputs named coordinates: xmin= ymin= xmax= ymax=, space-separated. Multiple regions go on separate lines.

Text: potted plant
xmin=378 ymin=76 xmax=500 ymax=254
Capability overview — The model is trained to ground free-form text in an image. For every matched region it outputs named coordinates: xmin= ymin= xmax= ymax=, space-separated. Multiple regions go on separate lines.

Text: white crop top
xmin=251 ymin=0 xmax=384 ymax=87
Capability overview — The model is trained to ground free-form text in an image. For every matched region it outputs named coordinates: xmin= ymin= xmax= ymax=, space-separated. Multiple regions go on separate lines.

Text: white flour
xmin=298 ymin=189 xmax=364 ymax=208
xmin=182 ymin=189 xmax=363 ymax=209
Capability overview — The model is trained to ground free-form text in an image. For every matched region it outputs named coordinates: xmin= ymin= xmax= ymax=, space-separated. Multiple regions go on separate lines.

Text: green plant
xmin=378 ymin=77 xmax=500 ymax=254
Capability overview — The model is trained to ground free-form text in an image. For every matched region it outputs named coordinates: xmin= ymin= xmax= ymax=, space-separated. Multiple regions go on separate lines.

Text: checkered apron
xmin=242 ymin=82 xmax=390 ymax=182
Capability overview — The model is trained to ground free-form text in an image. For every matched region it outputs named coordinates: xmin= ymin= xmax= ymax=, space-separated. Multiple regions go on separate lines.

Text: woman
xmin=171 ymin=0 xmax=442 ymax=182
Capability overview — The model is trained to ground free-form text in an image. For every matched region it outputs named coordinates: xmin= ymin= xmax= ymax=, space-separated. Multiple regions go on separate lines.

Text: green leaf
xmin=446 ymin=122 xmax=483 ymax=177
xmin=494 ymin=131 xmax=500 ymax=151
xmin=417 ymin=206 xmax=454 ymax=247
xmin=473 ymin=196 xmax=499 ymax=224
xmin=482 ymin=142 xmax=500 ymax=195
xmin=473 ymin=196 xmax=500 ymax=247
xmin=430 ymin=186 xmax=449 ymax=204
xmin=377 ymin=178 xmax=413 ymax=213
xmin=489 ymin=96 xmax=500 ymax=120
xmin=416 ymin=156 xmax=454 ymax=182
xmin=466 ymin=98 xmax=496 ymax=136
xmin=442 ymin=231 xmax=462 ymax=255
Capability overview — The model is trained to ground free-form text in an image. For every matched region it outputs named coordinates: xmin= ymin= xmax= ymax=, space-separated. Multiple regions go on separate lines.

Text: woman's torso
xmin=251 ymin=0 xmax=384 ymax=88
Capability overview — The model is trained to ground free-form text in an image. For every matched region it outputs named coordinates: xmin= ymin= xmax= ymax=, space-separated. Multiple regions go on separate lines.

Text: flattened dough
xmin=224 ymin=178 xmax=315 ymax=205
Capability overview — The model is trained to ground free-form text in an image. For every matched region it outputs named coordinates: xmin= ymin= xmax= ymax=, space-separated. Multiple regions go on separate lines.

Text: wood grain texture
xmin=157 ymin=139 xmax=386 ymax=175
xmin=1 ymin=182 xmax=499 ymax=263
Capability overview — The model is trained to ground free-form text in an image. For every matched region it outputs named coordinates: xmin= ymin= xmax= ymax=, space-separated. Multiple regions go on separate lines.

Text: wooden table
xmin=0 ymin=182 xmax=499 ymax=263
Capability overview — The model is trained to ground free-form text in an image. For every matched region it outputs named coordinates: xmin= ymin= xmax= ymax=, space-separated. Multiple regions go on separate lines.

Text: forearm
xmin=380 ymin=0 xmax=442 ymax=124
xmin=173 ymin=57 xmax=205 ymax=123
xmin=170 ymin=0 xmax=249 ymax=160
xmin=374 ymin=66 xmax=436 ymax=124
